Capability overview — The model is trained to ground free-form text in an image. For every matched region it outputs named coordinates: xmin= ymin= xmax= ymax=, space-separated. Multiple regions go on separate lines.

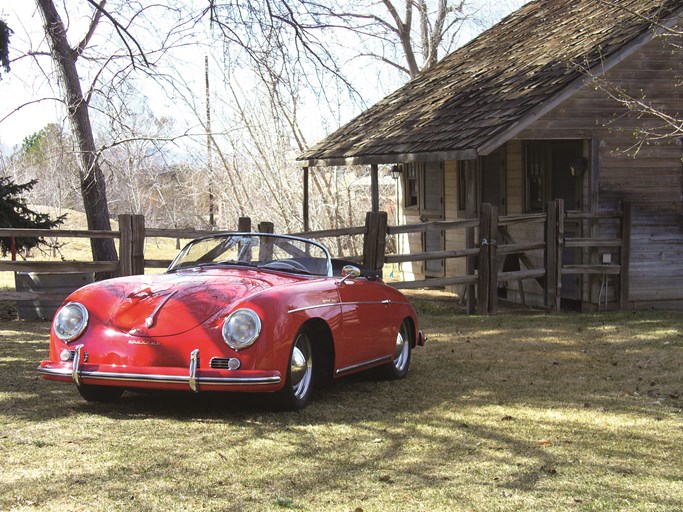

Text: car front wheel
xmin=276 ymin=330 xmax=314 ymax=410
xmin=379 ymin=320 xmax=411 ymax=380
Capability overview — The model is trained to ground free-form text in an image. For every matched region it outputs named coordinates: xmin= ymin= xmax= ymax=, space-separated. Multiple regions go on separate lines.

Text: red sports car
xmin=38 ymin=233 xmax=425 ymax=409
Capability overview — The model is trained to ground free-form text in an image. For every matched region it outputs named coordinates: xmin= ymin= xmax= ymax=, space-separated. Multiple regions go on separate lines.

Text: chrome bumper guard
xmin=38 ymin=348 xmax=281 ymax=391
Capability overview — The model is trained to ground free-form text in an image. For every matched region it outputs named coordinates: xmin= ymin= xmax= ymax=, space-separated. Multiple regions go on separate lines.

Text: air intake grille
xmin=210 ymin=357 xmax=239 ymax=370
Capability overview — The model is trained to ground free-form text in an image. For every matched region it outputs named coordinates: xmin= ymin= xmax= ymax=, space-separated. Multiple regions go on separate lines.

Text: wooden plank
xmin=145 ymin=259 xmax=172 ymax=269
xmin=0 ymin=228 xmax=120 ymax=239
xmin=291 ymin=226 xmax=366 ymax=238
xmin=145 ymin=228 xmax=216 ymax=239
xmin=385 ymin=248 xmax=479 ymax=264
xmin=389 ymin=275 xmax=478 ymax=290
xmin=565 ymin=211 xmax=622 ymax=220
xmin=497 ymin=241 xmax=545 ymax=255
xmin=387 ymin=218 xmax=479 ymax=235
xmin=498 ymin=213 xmax=546 ymax=226
xmin=565 ymin=238 xmax=622 ymax=248
xmin=0 ymin=291 xmax=72 ymax=301
xmin=562 ymin=265 xmax=621 ymax=275
xmin=0 ymin=261 xmax=118 ymax=273
xmin=498 ymin=268 xmax=546 ymax=281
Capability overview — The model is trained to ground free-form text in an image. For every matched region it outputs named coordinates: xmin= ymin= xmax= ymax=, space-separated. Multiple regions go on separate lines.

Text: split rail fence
xmin=0 ymin=200 xmax=631 ymax=314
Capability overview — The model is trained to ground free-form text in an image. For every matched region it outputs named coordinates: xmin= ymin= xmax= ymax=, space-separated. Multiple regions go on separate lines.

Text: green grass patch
xmin=1 ymin=302 xmax=682 ymax=511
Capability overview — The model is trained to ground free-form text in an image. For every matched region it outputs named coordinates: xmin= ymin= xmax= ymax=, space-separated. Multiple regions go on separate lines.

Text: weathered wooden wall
xmin=510 ymin=33 xmax=683 ymax=308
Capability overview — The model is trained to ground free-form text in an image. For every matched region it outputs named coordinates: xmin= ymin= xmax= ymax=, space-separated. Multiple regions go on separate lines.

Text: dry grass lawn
xmin=1 ymin=295 xmax=682 ymax=511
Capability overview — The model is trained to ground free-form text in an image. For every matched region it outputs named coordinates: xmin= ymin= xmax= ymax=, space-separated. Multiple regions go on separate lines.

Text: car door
xmin=335 ymin=278 xmax=395 ymax=372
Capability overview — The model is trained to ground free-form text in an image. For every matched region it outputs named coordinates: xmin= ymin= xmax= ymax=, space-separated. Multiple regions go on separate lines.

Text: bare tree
xmin=9 ymin=1 xmax=193 ymax=274
xmin=36 ymin=0 xmax=122 ymax=270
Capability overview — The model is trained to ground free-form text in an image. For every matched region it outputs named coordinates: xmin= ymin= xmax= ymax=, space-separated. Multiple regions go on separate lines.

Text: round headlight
xmin=53 ymin=302 xmax=89 ymax=342
xmin=222 ymin=309 xmax=261 ymax=350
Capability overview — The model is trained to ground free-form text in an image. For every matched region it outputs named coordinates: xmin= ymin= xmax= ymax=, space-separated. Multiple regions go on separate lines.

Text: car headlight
xmin=222 ymin=309 xmax=261 ymax=350
xmin=53 ymin=302 xmax=89 ymax=342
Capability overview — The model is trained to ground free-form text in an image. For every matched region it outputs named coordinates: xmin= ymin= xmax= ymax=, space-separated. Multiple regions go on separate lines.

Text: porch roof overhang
xmin=296 ymin=148 xmax=478 ymax=168
xmin=296 ymin=1 xmax=682 ymax=170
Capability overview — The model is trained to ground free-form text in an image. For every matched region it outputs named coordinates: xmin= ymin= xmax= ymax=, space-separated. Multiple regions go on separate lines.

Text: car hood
xmin=69 ymin=270 xmax=291 ymax=337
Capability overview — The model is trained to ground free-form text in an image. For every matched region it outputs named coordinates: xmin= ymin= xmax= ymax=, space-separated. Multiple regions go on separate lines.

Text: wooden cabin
xmin=298 ymin=0 xmax=683 ymax=310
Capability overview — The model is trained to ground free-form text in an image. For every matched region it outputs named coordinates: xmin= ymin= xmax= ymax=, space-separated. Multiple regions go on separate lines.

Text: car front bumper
xmin=38 ymin=345 xmax=282 ymax=393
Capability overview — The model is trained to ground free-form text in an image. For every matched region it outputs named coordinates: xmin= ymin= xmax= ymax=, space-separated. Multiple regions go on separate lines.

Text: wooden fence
xmin=0 ymin=202 xmax=631 ymax=313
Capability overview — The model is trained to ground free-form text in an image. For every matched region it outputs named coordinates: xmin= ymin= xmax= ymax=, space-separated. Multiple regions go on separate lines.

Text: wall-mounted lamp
xmin=570 ymin=157 xmax=587 ymax=177
xmin=390 ymin=164 xmax=402 ymax=180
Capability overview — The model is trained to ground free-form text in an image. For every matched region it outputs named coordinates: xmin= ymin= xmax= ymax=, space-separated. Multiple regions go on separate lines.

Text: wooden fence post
xmin=257 ymin=221 xmax=274 ymax=262
xmin=619 ymin=201 xmax=631 ymax=309
xmin=544 ymin=200 xmax=563 ymax=312
xmin=257 ymin=221 xmax=274 ymax=234
xmin=238 ymin=217 xmax=251 ymax=232
xmin=477 ymin=203 xmax=498 ymax=315
xmin=363 ymin=211 xmax=388 ymax=272
xmin=118 ymin=214 xmax=145 ymax=276
xmin=545 ymin=201 xmax=558 ymax=311
xmin=489 ymin=205 xmax=499 ymax=315
xmin=478 ymin=204 xmax=491 ymax=315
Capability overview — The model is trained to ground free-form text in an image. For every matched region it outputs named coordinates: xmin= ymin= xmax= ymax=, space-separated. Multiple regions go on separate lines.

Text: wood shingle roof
xmin=298 ymin=0 xmax=683 ymax=167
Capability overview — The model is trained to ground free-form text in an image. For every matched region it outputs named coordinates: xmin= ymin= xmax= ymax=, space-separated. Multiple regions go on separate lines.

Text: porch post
xmin=465 ymin=162 xmax=477 ymax=314
xmin=303 ymin=166 xmax=310 ymax=232
xmin=370 ymin=164 xmax=379 ymax=213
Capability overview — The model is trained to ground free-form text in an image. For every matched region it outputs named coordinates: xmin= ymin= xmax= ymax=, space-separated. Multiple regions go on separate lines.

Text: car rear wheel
xmin=276 ymin=330 xmax=314 ymax=410
xmin=379 ymin=320 xmax=411 ymax=380
xmin=77 ymin=384 xmax=124 ymax=403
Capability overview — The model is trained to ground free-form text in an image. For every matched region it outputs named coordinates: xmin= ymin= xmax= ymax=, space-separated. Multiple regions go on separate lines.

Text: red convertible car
xmin=38 ymin=233 xmax=425 ymax=409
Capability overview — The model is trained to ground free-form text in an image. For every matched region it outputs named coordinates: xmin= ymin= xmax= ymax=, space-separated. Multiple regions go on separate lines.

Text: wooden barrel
xmin=14 ymin=272 xmax=94 ymax=321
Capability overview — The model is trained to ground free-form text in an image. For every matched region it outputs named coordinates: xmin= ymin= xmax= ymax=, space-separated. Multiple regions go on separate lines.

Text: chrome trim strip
xmin=335 ymin=355 xmax=393 ymax=376
xmin=72 ymin=344 xmax=84 ymax=386
xmin=37 ymin=366 xmax=280 ymax=386
xmin=189 ymin=349 xmax=199 ymax=392
xmin=288 ymin=300 xmax=411 ymax=314
xmin=288 ymin=303 xmax=339 ymax=314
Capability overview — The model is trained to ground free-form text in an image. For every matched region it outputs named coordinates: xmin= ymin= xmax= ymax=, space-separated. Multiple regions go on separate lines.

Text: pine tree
xmin=0 ymin=177 xmax=65 ymax=256
xmin=0 ymin=18 xmax=11 ymax=79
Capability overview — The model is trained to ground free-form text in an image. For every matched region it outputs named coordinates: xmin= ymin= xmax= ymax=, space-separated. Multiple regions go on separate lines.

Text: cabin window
xmin=525 ymin=143 xmax=545 ymax=212
xmin=403 ymin=164 xmax=420 ymax=208
xmin=422 ymin=161 xmax=444 ymax=214
xmin=458 ymin=163 xmax=467 ymax=212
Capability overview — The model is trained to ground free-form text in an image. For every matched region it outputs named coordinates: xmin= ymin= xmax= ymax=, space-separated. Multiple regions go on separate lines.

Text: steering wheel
xmin=262 ymin=260 xmax=309 ymax=272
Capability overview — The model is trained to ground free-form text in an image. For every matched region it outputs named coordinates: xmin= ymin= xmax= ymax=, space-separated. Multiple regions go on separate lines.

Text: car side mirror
xmin=339 ymin=265 xmax=361 ymax=284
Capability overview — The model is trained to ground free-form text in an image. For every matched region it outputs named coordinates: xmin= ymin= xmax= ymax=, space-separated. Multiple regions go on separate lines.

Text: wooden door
xmin=422 ymin=162 xmax=444 ymax=276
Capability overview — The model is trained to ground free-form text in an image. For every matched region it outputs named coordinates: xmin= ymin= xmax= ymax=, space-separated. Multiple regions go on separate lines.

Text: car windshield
xmin=167 ymin=233 xmax=332 ymax=277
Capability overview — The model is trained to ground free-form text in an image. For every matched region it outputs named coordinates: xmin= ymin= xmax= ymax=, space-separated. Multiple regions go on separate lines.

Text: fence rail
xmin=0 ymin=202 xmax=631 ymax=313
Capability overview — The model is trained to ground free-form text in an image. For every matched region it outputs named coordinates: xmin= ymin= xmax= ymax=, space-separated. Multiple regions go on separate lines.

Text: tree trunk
xmin=37 ymin=0 xmax=118 ymax=278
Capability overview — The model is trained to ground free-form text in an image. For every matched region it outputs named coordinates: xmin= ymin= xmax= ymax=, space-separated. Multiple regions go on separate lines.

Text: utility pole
xmin=205 ymin=55 xmax=215 ymax=228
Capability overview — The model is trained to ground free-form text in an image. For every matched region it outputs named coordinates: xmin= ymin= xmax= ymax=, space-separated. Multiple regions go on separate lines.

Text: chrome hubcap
xmin=393 ymin=329 xmax=409 ymax=372
xmin=291 ymin=335 xmax=312 ymax=400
